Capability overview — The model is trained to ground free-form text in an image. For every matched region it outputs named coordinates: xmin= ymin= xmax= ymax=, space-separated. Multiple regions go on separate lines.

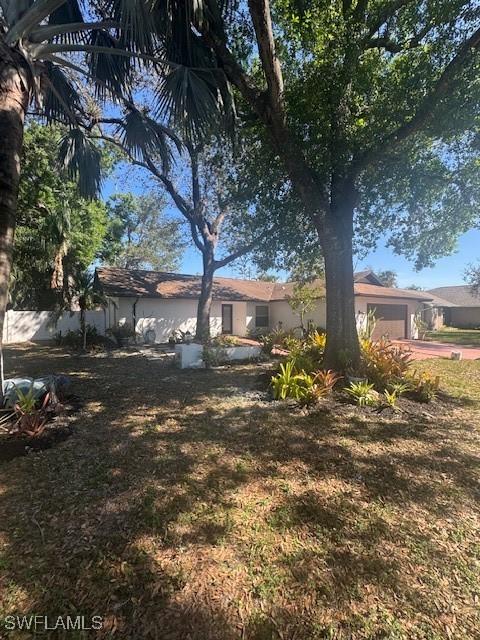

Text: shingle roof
xmin=424 ymin=292 xmax=458 ymax=308
xmin=95 ymin=267 xmax=275 ymax=302
xmin=353 ymin=282 xmax=432 ymax=301
xmin=96 ymin=267 xmax=432 ymax=303
xmin=428 ymin=285 xmax=480 ymax=307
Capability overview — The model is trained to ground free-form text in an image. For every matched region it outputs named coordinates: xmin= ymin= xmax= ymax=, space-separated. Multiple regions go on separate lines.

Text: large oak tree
xmin=154 ymin=0 xmax=480 ymax=369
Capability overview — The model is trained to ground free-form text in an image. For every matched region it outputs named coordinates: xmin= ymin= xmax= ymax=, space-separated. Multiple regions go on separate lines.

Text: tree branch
xmin=214 ymin=233 xmax=266 ymax=269
xmin=366 ymin=0 xmax=416 ymax=38
xmin=352 ymin=26 xmax=480 ymax=176
xmin=247 ymin=0 xmax=285 ymax=120
xmin=365 ymin=23 xmax=434 ymax=54
xmin=187 ymin=142 xmax=202 ymax=214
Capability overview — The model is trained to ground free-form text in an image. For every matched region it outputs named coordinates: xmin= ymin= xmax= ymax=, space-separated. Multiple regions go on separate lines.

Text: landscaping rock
xmin=2 ymin=375 xmax=72 ymax=409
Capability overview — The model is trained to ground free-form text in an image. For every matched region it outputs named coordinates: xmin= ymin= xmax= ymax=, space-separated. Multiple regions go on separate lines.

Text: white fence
xmin=3 ymin=310 xmax=106 ymax=344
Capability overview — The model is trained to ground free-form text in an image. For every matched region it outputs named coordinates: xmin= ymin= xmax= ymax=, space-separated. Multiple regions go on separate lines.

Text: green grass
xmin=0 ymin=345 xmax=479 ymax=639
xmin=426 ymin=327 xmax=480 ymax=346
xmin=415 ymin=358 xmax=480 ymax=407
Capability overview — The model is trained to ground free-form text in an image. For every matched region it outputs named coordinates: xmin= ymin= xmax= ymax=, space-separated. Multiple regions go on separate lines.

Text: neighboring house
xmin=422 ymin=292 xmax=458 ymax=331
xmin=95 ymin=267 xmax=432 ymax=343
xmin=427 ymin=286 xmax=480 ymax=329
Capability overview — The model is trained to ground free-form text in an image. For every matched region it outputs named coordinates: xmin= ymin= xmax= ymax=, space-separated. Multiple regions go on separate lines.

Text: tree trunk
xmin=80 ymin=308 xmax=86 ymax=350
xmin=321 ymin=208 xmax=361 ymax=372
xmin=195 ymin=247 xmax=215 ymax=342
xmin=0 ymin=48 xmax=30 ymax=394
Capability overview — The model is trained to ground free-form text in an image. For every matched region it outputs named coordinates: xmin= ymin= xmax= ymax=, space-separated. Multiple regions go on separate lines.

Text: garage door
xmin=367 ymin=304 xmax=407 ymax=340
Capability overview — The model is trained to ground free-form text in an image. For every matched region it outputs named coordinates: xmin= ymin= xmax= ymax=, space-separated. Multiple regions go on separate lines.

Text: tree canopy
xmin=100 ymin=192 xmax=186 ymax=271
xmin=12 ymin=123 xmax=108 ymax=309
xmin=152 ymin=0 xmax=480 ymax=368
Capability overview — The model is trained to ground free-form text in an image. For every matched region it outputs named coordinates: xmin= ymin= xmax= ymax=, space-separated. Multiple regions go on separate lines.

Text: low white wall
xmin=3 ymin=310 xmax=106 ymax=344
xmin=175 ymin=343 xmax=262 ymax=369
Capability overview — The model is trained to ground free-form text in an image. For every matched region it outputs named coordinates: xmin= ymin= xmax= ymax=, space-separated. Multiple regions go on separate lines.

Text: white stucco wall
xmin=269 ymin=299 xmax=327 ymax=333
xmin=3 ymin=310 xmax=106 ymax=344
xmin=113 ymin=297 xmax=249 ymax=343
xmin=108 ymin=293 xmax=424 ymax=344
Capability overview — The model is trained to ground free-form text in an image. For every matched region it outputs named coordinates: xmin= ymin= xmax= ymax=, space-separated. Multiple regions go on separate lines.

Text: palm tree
xmin=72 ymin=271 xmax=105 ymax=351
xmin=0 ymin=0 xmax=181 ymax=362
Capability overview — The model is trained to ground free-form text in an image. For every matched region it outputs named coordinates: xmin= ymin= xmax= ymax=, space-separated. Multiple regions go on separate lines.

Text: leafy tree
xmin=0 ymin=0 xmax=194 ymax=357
xmin=13 ymin=123 xmax=108 ymax=309
xmin=100 ymin=192 xmax=185 ymax=271
xmin=465 ymin=263 xmax=480 ymax=297
xmin=155 ymin=1 xmax=480 ymax=369
xmin=376 ymin=270 xmax=398 ymax=288
xmin=287 ymin=283 xmax=322 ymax=335
xmin=407 ymin=284 xmax=425 ymax=291
xmin=96 ymin=127 xmax=269 ymax=341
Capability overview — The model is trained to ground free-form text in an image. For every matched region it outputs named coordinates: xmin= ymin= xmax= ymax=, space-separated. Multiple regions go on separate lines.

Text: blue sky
xmin=201 ymin=228 xmax=479 ymax=288
xmin=104 ymin=167 xmax=479 ymax=291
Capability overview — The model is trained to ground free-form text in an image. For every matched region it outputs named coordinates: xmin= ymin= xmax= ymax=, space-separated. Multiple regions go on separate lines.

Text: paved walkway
xmin=395 ymin=339 xmax=480 ymax=360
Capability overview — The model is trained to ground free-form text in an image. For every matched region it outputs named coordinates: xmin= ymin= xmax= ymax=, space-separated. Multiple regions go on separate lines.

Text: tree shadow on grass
xmin=0 ymin=346 xmax=479 ymax=638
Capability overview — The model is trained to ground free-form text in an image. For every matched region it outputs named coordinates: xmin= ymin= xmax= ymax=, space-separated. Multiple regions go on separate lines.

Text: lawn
xmin=0 ymin=345 xmax=479 ymax=639
xmin=426 ymin=327 xmax=480 ymax=346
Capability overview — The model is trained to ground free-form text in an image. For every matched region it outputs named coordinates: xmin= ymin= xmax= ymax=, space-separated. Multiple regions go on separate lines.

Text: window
xmin=255 ymin=305 xmax=269 ymax=328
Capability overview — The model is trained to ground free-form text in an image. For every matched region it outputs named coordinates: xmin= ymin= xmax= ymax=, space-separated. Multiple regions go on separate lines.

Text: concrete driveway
xmin=395 ymin=339 xmax=480 ymax=360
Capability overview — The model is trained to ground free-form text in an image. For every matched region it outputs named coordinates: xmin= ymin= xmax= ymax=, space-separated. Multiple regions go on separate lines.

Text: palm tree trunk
xmin=322 ymin=207 xmax=361 ymax=372
xmin=80 ymin=308 xmax=86 ymax=350
xmin=0 ymin=48 xmax=30 ymax=395
xmin=195 ymin=247 xmax=215 ymax=342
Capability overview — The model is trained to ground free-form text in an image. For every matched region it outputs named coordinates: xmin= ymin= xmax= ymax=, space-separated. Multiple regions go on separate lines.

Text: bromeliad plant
xmin=345 ymin=381 xmax=378 ymax=407
xmin=406 ymin=370 xmax=440 ymax=403
xmin=272 ymin=362 xmax=302 ymax=401
xmin=360 ymin=339 xmax=413 ymax=388
xmin=272 ymin=363 xmax=341 ymax=405
xmin=14 ymin=387 xmax=50 ymax=437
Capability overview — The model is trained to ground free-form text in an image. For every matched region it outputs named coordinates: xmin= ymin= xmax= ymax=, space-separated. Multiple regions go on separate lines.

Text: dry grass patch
xmin=0 ymin=345 xmax=478 ymax=639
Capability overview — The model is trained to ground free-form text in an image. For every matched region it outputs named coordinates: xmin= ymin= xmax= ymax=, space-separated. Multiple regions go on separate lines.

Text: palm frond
xmin=87 ymin=29 xmax=131 ymax=99
xmin=42 ymin=61 xmax=82 ymax=124
xmin=47 ymin=0 xmax=84 ymax=42
xmin=116 ymin=109 xmax=180 ymax=172
xmin=5 ymin=0 xmax=66 ymax=43
xmin=58 ymin=129 xmax=103 ymax=199
xmin=156 ymin=65 xmax=226 ymax=141
xmin=108 ymin=0 xmax=156 ymax=54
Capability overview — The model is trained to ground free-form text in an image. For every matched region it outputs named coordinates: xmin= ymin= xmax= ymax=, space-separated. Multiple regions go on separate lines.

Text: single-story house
xmin=95 ymin=267 xmax=433 ymax=342
xmin=427 ymin=285 xmax=480 ymax=329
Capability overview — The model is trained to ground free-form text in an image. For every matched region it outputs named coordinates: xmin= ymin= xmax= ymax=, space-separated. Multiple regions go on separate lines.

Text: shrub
xmin=406 ymin=370 xmax=440 ymax=403
xmin=208 ymin=334 xmax=238 ymax=347
xmin=360 ymin=338 xmax=412 ymax=388
xmin=308 ymin=330 xmax=326 ymax=351
xmin=109 ymin=322 xmax=135 ymax=346
xmin=272 ymin=363 xmax=342 ymax=405
xmin=203 ymin=342 xmax=227 ymax=368
xmin=358 ymin=308 xmax=377 ymax=341
xmin=259 ymin=328 xmax=290 ymax=355
xmin=314 ymin=369 xmax=342 ymax=393
xmin=345 ymin=380 xmax=378 ymax=407
xmin=56 ymin=325 xmax=105 ymax=350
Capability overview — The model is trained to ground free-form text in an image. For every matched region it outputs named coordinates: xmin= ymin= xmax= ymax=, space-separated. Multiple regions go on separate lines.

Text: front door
xmin=222 ymin=304 xmax=233 ymax=334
